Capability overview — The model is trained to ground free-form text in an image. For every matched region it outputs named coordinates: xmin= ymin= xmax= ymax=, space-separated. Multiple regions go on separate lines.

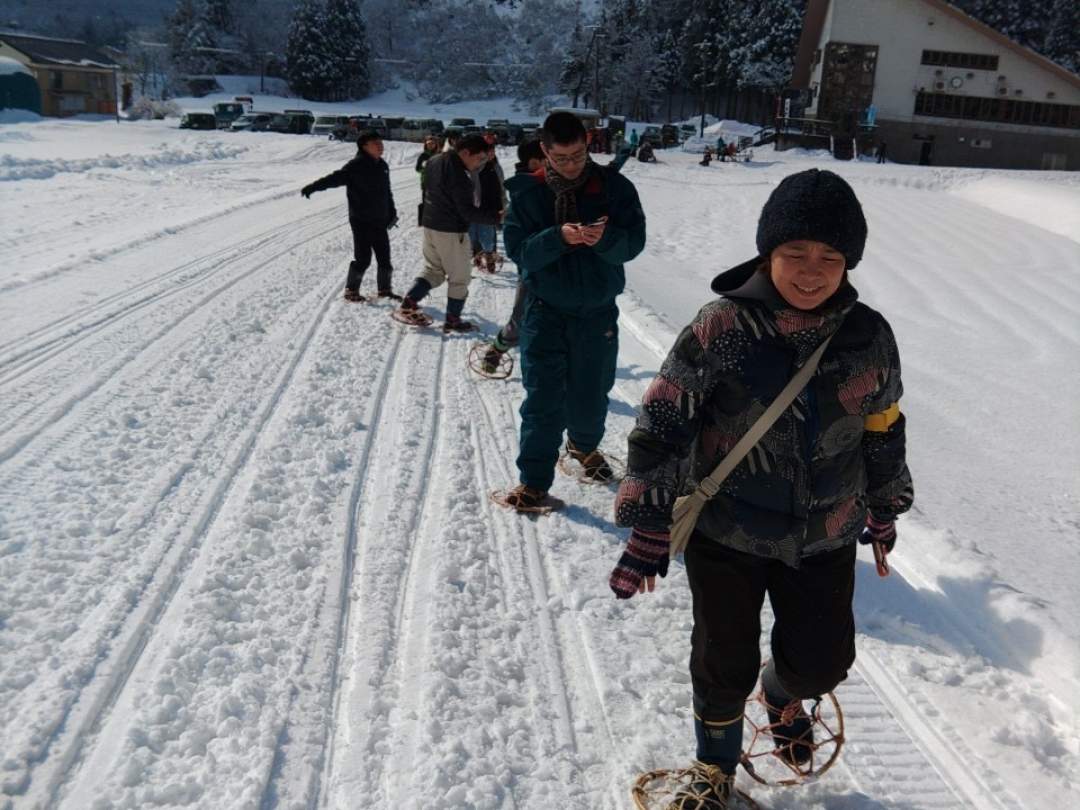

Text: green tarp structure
xmin=0 ymin=56 xmax=42 ymax=114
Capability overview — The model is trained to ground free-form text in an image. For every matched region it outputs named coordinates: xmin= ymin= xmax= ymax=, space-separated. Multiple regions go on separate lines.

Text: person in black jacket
xmin=396 ymin=134 xmax=500 ymax=332
xmin=301 ymin=130 xmax=400 ymax=302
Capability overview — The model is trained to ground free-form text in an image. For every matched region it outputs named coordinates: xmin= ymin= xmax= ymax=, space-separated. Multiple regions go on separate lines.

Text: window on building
xmin=914 ymin=90 xmax=1080 ymax=130
xmin=51 ymin=70 xmax=63 ymax=90
xmin=921 ymin=50 xmax=999 ymax=71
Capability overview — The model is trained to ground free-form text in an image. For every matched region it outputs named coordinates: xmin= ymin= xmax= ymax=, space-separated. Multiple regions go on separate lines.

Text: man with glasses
xmin=395 ymin=133 xmax=500 ymax=331
xmin=496 ymin=112 xmax=646 ymax=512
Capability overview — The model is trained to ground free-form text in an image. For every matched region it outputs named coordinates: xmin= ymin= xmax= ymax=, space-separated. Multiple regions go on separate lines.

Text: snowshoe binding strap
xmin=490 ymin=486 xmax=562 ymax=514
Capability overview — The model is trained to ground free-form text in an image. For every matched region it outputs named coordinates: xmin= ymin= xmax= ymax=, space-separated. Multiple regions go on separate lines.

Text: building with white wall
xmin=789 ymin=0 xmax=1080 ymax=169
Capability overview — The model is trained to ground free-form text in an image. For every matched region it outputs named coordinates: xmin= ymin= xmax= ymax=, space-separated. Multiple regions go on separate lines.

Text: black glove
xmin=387 ymin=215 xmax=398 ymax=229
xmin=859 ymin=514 xmax=897 ymax=553
xmin=301 ymin=185 xmax=314 ymax=199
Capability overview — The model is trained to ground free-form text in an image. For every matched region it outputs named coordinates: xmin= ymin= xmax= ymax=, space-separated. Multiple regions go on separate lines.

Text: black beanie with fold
xmin=756 ymin=169 xmax=868 ymax=269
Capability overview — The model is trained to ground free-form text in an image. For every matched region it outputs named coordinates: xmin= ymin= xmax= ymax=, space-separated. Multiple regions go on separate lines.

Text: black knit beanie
xmin=756 ymin=169 xmax=867 ymax=269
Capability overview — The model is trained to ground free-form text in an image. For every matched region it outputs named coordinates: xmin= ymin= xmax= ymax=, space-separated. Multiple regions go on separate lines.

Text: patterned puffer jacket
xmin=615 ymin=260 xmax=913 ymax=568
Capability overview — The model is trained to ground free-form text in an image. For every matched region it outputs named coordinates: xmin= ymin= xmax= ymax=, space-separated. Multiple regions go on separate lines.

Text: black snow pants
xmin=347 ymin=221 xmax=393 ymax=292
xmin=684 ymin=533 xmax=856 ymax=722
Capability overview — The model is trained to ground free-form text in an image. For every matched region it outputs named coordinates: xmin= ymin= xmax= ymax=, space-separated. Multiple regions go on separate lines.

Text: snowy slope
xmin=1 ymin=117 xmax=1078 ymax=810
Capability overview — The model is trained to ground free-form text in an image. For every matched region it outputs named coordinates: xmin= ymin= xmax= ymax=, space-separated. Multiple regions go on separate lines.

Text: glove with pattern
xmin=859 ymin=513 xmax=897 ymax=553
xmin=609 ymin=528 xmax=670 ymax=599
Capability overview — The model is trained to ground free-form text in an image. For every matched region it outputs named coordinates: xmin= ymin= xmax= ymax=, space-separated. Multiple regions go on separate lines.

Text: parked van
xmin=180 ymin=111 xmax=217 ymax=130
xmin=313 ymin=115 xmax=347 ymax=137
xmin=212 ymin=102 xmax=244 ymax=128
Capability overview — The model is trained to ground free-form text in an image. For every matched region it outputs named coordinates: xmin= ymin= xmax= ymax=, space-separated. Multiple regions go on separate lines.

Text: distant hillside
xmin=0 ymin=0 xmax=174 ymax=31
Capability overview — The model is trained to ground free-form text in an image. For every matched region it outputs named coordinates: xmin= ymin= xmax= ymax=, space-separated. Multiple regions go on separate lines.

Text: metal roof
xmin=0 ymin=31 xmax=120 ymax=70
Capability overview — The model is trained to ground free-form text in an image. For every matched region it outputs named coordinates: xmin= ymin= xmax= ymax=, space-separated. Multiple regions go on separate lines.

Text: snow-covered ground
xmin=1 ymin=113 xmax=1078 ymax=810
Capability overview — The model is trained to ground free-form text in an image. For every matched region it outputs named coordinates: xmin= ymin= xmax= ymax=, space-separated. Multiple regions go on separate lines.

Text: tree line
xmin=38 ymin=0 xmax=1076 ymax=114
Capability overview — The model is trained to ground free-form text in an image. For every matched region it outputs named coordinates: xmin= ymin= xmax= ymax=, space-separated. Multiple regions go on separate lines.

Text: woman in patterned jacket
xmin=609 ymin=169 xmax=913 ymax=807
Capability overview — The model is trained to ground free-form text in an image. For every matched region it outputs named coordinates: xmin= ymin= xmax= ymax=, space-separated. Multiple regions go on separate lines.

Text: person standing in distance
xmin=302 ymin=130 xmax=400 ymax=302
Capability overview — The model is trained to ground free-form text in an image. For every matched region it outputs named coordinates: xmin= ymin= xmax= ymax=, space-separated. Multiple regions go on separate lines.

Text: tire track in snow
xmin=25 ymin=272 xmax=345 ymax=810
xmin=257 ymin=310 xmax=409 ymax=810
xmin=465 ymin=376 xmax=626 ymax=808
xmin=0 ymin=209 xmax=346 ymax=465
xmin=317 ymin=322 xmax=449 ymax=808
xmin=448 ymin=271 xmax=630 ymax=807
xmin=0 ymin=204 xmax=342 ymax=384
xmin=0 ymin=183 xmax=319 ymax=295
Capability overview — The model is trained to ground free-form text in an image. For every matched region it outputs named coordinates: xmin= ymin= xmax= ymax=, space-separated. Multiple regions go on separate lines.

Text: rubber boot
xmin=762 ymin=659 xmax=813 ymax=766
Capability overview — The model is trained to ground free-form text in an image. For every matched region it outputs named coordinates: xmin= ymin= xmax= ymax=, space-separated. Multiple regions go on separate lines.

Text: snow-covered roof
xmin=0 ymin=31 xmax=120 ymax=70
xmin=0 ymin=55 xmax=32 ymax=76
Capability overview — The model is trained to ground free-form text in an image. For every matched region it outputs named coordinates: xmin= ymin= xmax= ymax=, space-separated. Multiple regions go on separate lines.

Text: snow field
xmin=1 ymin=119 xmax=1078 ymax=809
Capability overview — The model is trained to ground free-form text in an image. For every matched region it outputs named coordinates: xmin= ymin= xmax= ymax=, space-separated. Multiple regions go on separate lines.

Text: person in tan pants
xmin=397 ymin=134 xmax=501 ymax=332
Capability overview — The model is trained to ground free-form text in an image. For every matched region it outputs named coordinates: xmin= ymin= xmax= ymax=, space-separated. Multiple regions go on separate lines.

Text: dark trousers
xmin=685 ymin=535 xmax=856 ymax=721
xmin=516 ymin=296 xmax=618 ymax=491
xmin=347 ymin=221 xmax=392 ymax=292
xmin=495 ymin=280 xmax=527 ymax=350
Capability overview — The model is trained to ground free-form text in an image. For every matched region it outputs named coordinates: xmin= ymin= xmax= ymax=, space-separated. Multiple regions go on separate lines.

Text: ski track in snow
xmin=2 ymin=130 xmax=1076 ymax=810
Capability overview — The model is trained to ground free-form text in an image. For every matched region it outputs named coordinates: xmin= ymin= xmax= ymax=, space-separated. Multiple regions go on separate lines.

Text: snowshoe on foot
xmin=377 ymin=290 xmax=403 ymax=302
xmin=667 ymin=762 xmax=734 ymax=809
xmin=566 ymin=440 xmax=615 ymax=483
xmin=442 ymin=314 xmax=477 ymax=333
xmin=490 ymin=485 xmax=562 ymax=514
xmin=764 ymin=693 xmax=814 ymax=767
xmin=343 ymin=288 xmax=366 ymax=302
xmin=484 ymin=251 xmax=498 ymax=274
xmin=391 ymin=297 xmax=433 ymax=327
xmin=467 ymin=342 xmax=513 ymax=379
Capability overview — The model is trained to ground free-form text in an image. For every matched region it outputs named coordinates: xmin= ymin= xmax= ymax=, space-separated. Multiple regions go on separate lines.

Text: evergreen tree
xmin=203 ymin=0 xmax=234 ymax=35
xmin=560 ymin=19 xmax=589 ymax=105
xmin=324 ymin=0 xmax=372 ymax=99
xmin=732 ymin=0 xmax=802 ymax=89
xmin=183 ymin=15 xmax=218 ymax=74
xmin=167 ymin=0 xmax=219 ymax=75
xmin=1044 ymin=0 xmax=1080 ymax=72
xmin=286 ymin=0 xmax=334 ymax=99
xmin=952 ymin=1 xmax=1053 ymax=54
xmin=654 ymin=29 xmax=681 ymax=121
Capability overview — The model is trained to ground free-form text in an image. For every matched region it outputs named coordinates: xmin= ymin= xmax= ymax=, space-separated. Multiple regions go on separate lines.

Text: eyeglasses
xmin=547 ymin=150 xmax=588 ymax=167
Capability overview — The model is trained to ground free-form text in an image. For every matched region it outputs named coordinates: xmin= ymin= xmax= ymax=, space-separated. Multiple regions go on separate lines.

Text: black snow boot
xmin=762 ymin=660 xmax=814 ymax=766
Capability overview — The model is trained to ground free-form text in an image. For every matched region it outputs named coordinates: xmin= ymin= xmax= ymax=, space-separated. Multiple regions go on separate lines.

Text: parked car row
xmin=181 ymin=99 xmax=545 ymax=144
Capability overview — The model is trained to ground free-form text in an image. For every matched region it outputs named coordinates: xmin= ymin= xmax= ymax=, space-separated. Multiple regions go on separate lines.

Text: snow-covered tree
xmin=324 ymin=0 xmax=372 ymax=98
xmin=730 ymin=0 xmax=802 ymax=89
xmin=286 ymin=0 xmax=334 ymax=99
xmin=1043 ymin=0 xmax=1080 ymax=73
xmin=560 ymin=18 xmax=589 ymax=106
xmin=203 ymin=0 xmax=234 ymax=35
xmin=654 ymin=29 xmax=681 ymax=121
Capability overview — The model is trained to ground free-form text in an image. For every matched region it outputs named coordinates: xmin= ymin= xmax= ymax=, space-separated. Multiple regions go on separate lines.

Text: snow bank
xmin=0 ymin=109 xmax=41 ymax=124
xmin=0 ymin=141 xmax=249 ymax=181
